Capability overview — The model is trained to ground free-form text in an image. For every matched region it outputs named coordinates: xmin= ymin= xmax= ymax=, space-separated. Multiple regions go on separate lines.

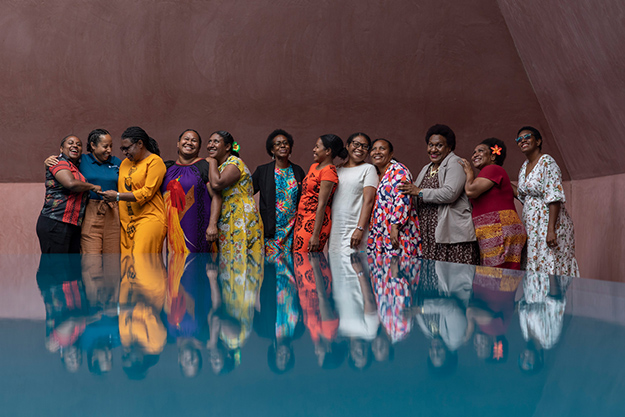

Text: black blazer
xmin=252 ymin=161 xmax=306 ymax=238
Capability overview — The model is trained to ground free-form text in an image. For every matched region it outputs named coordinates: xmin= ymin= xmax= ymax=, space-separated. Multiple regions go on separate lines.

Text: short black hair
xmin=265 ymin=129 xmax=293 ymax=157
xmin=426 ymin=124 xmax=456 ymax=151
xmin=480 ymin=137 xmax=507 ymax=166
xmin=211 ymin=130 xmax=239 ymax=157
xmin=517 ymin=126 xmax=542 ymax=150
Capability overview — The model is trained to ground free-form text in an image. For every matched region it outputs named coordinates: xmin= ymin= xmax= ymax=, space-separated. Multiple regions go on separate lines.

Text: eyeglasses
xmin=515 ymin=133 xmax=532 ymax=143
xmin=273 ymin=140 xmax=290 ymax=148
xmin=120 ymin=143 xmax=136 ymax=152
xmin=351 ymin=142 xmax=370 ymax=150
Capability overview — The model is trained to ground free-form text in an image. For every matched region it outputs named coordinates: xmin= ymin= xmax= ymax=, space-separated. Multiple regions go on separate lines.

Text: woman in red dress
xmin=459 ymin=138 xmax=527 ymax=270
xmin=293 ymin=134 xmax=346 ymax=252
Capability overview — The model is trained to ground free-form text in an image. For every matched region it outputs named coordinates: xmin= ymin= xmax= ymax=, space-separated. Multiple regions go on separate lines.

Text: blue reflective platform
xmin=0 ymin=253 xmax=624 ymax=417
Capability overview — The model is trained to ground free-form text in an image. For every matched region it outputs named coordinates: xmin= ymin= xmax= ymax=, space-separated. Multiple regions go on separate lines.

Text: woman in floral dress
xmin=367 ymin=138 xmax=421 ymax=257
xmin=515 ymin=126 xmax=579 ymax=276
xmin=206 ymin=130 xmax=264 ymax=350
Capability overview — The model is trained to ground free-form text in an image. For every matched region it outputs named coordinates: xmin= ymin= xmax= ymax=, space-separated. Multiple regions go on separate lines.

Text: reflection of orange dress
xmin=293 ymin=164 xmax=338 ymax=252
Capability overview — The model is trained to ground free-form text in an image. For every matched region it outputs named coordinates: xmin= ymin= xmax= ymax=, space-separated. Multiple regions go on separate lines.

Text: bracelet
xmin=116 ymin=192 xmax=120 ymax=202
xmin=356 ymin=225 xmax=364 ymax=231
xmin=356 ymin=271 xmax=364 ymax=277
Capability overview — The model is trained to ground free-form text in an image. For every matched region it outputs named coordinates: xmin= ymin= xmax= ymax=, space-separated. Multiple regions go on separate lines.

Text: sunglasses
xmin=120 ymin=143 xmax=136 ymax=152
xmin=515 ymin=133 xmax=532 ymax=143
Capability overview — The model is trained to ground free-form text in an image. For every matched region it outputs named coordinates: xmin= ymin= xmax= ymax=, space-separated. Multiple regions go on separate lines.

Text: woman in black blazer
xmin=252 ymin=129 xmax=306 ymax=256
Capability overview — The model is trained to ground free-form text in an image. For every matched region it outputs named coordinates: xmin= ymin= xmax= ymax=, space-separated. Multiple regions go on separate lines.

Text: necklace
xmin=429 ymin=165 xmax=440 ymax=177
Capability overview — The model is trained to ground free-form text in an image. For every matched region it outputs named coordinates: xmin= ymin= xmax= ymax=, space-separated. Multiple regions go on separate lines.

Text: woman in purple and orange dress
xmin=459 ymin=138 xmax=526 ymax=270
xmin=161 ymin=129 xmax=221 ymax=254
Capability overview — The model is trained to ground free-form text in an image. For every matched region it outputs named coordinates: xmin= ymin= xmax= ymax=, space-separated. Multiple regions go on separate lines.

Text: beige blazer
xmin=414 ymin=151 xmax=476 ymax=244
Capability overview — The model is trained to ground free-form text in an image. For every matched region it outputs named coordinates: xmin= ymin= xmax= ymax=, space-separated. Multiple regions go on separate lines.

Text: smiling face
xmin=60 ymin=136 xmax=83 ymax=163
xmin=206 ymin=133 xmax=229 ymax=161
xmin=91 ymin=134 xmax=113 ymax=163
xmin=471 ymin=144 xmax=495 ymax=170
xmin=427 ymin=134 xmax=452 ymax=165
xmin=347 ymin=135 xmax=370 ymax=164
xmin=120 ymin=138 xmax=141 ymax=161
xmin=177 ymin=130 xmax=201 ymax=159
xmin=312 ymin=137 xmax=331 ymax=164
xmin=370 ymin=140 xmax=393 ymax=169
xmin=516 ymin=130 xmax=541 ymax=155
xmin=272 ymin=134 xmax=291 ymax=160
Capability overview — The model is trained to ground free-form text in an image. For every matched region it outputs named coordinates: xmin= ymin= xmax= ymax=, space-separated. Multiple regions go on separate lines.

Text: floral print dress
xmin=517 ymin=155 xmax=579 ymax=276
xmin=217 ymin=155 xmax=264 ymax=348
xmin=367 ymin=160 xmax=422 ymax=257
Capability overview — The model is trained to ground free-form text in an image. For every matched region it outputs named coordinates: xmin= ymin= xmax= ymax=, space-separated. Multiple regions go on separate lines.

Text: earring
xmin=271 ymin=153 xmax=275 ymax=160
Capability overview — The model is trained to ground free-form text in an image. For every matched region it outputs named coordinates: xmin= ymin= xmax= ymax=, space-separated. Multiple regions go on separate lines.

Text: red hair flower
xmin=490 ymin=145 xmax=502 ymax=156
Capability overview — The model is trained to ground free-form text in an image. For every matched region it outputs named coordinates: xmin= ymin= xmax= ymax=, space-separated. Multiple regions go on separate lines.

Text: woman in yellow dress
xmin=206 ymin=130 xmax=264 ymax=353
xmin=100 ymin=126 xmax=167 ymax=254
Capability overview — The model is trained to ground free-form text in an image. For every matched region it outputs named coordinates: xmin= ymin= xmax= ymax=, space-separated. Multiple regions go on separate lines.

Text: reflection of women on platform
xmin=164 ymin=253 xmax=220 ymax=378
xmin=515 ymin=126 xmax=579 ymax=276
xmin=465 ymin=266 xmax=523 ymax=362
xmin=328 ymin=133 xmax=378 ymax=253
xmin=295 ymin=252 xmax=346 ymax=369
xmin=254 ymin=257 xmax=304 ymax=374
xmin=37 ymin=135 xmax=101 ymax=253
xmin=118 ymin=253 xmax=167 ymax=380
xmin=330 ymin=251 xmax=379 ymax=370
xmin=460 ymin=138 xmax=527 ymax=269
xmin=100 ymin=126 xmax=167 ymax=254
xmin=409 ymin=260 xmax=474 ymax=374
xmin=162 ymin=129 xmax=221 ymax=253
xmin=369 ymin=254 xmax=419 ymax=345
xmin=518 ymin=270 xmax=571 ymax=374
xmin=368 ymin=139 xmax=421 ymax=257
xmin=293 ymin=134 xmax=345 ymax=252
xmin=399 ymin=124 xmax=478 ymax=264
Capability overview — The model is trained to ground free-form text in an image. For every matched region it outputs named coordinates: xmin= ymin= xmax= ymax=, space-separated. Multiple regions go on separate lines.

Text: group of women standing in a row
xmin=36 ymin=123 xmax=579 ymax=277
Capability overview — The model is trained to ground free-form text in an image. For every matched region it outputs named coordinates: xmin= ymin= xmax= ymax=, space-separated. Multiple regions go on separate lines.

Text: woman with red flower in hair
xmin=459 ymin=138 xmax=526 ymax=270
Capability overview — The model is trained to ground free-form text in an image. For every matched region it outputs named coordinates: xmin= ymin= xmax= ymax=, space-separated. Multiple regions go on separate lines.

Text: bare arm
xmin=99 ymin=190 xmax=137 ymax=202
xmin=459 ymin=159 xmax=495 ymax=199
xmin=53 ymin=169 xmax=101 ymax=193
xmin=206 ymin=182 xmax=222 ymax=242
xmin=546 ymin=202 xmax=560 ymax=248
xmin=206 ymin=157 xmax=241 ymax=191
xmin=308 ymin=180 xmax=335 ymax=252
xmin=350 ymin=186 xmax=376 ymax=249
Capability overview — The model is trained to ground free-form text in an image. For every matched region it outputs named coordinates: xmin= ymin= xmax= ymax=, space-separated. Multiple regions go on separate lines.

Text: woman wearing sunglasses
xmin=515 ymin=126 xmax=579 ymax=276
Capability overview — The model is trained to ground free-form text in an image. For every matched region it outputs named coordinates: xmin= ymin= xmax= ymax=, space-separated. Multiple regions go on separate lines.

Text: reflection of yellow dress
xmin=217 ymin=156 xmax=264 ymax=349
xmin=118 ymin=154 xmax=167 ymax=254
xmin=118 ymin=254 xmax=167 ymax=354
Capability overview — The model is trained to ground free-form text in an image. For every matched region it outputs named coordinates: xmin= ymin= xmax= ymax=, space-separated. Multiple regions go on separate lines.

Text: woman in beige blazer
xmin=398 ymin=124 xmax=478 ymax=265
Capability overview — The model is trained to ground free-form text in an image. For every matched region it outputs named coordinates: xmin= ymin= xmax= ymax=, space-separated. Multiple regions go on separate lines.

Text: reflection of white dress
xmin=329 ymin=251 xmax=379 ymax=340
xmin=517 ymin=155 xmax=579 ymax=276
xmin=328 ymin=164 xmax=378 ymax=254
xmin=518 ymin=271 xmax=571 ymax=349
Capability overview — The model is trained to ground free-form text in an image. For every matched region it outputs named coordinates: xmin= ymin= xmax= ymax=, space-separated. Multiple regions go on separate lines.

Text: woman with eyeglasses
xmin=252 ymin=129 xmax=306 ymax=257
xmin=515 ymin=126 xmax=578 ymax=276
xmin=398 ymin=124 xmax=477 ymax=264
xmin=99 ymin=126 xmax=167 ymax=254
xmin=328 ymin=132 xmax=378 ymax=254
xmin=458 ymin=138 xmax=526 ymax=270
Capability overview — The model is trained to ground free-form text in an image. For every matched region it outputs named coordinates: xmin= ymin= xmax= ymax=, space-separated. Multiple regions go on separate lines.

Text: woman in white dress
xmin=328 ymin=132 xmax=378 ymax=254
xmin=516 ymin=126 xmax=579 ymax=276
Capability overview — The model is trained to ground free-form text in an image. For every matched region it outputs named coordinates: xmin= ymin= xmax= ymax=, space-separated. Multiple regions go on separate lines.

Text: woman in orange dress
xmin=293 ymin=134 xmax=347 ymax=252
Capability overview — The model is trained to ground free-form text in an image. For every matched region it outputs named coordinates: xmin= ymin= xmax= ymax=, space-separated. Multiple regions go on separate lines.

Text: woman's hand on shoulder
xmin=44 ymin=155 xmax=59 ymax=168
xmin=458 ymin=158 xmax=473 ymax=176
xmin=398 ymin=180 xmax=420 ymax=196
